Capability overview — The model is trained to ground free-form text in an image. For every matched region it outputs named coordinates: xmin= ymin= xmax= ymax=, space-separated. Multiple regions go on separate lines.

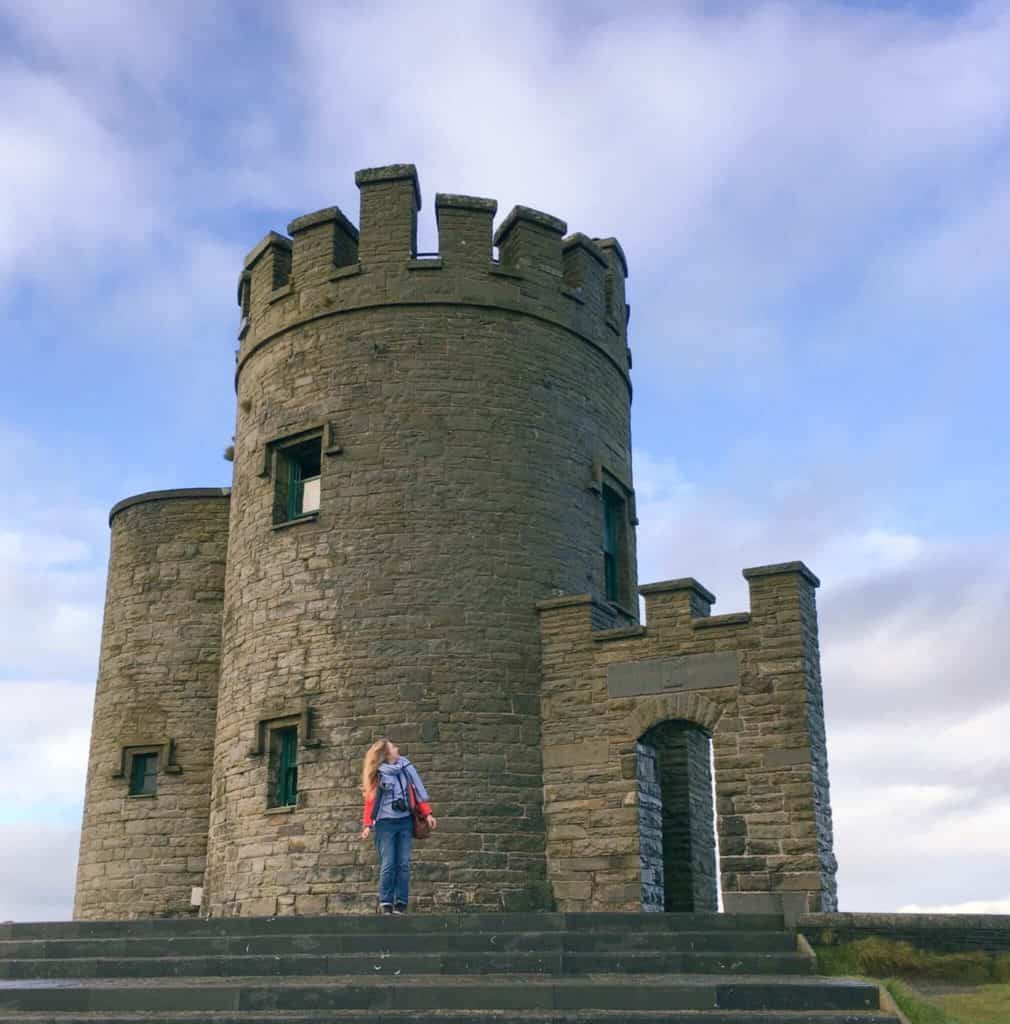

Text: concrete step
xmin=0 ymin=929 xmax=799 ymax=959
xmin=0 ymin=1012 xmax=902 ymax=1024
xmin=0 ymin=950 xmax=815 ymax=979
xmin=0 ymin=913 xmax=785 ymax=941
xmin=0 ymin=974 xmax=884 ymax=1014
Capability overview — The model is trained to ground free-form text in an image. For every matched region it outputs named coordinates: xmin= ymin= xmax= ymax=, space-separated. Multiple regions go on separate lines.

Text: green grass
xmin=813 ymin=936 xmax=1010 ymax=984
xmin=883 ymin=978 xmax=963 ymax=1024
xmin=933 ymin=984 xmax=1010 ymax=1024
xmin=812 ymin=938 xmax=1010 ymax=1023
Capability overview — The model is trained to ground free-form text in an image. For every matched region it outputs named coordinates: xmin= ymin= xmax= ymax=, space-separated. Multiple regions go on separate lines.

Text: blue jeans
xmin=374 ymin=816 xmax=413 ymax=907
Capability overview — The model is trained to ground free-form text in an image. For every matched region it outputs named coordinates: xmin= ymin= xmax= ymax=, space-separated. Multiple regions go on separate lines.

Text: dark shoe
xmin=379 ymin=903 xmax=393 ymax=915
xmin=393 ymin=903 xmax=407 ymax=914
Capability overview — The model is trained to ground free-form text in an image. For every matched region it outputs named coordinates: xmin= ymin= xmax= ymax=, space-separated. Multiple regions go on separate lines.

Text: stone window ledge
xmin=271 ymin=512 xmax=320 ymax=531
xmin=264 ymin=805 xmax=296 ymax=815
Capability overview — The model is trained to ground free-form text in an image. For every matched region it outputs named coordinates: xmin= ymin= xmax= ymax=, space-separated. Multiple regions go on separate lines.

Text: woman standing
xmin=360 ymin=738 xmax=437 ymax=914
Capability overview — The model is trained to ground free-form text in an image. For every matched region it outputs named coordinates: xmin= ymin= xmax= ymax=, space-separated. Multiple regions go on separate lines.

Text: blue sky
xmin=1 ymin=0 xmax=1008 ymax=920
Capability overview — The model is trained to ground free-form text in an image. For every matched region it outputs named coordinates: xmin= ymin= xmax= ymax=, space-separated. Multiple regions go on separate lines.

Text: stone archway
xmin=637 ymin=720 xmax=718 ymax=912
xmin=631 ymin=695 xmax=723 ymax=913
xmin=627 ymin=692 xmax=724 ymax=740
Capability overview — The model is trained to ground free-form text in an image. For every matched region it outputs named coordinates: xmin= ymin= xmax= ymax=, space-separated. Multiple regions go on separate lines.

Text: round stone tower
xmin=202 ymin=164 xmax=637 ymax=915
xmin=74 ymin=489 xmax=230 ymax=919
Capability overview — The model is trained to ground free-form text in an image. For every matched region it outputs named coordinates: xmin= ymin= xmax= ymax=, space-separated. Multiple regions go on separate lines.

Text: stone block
xmin=607 ymin=651 xmax=739 ymax=698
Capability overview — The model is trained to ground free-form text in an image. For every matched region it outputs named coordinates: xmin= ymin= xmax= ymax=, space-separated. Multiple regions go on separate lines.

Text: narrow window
xmin=602 ymin=484 xmax=625 ymax=604
xmin=273 ymin=436 xmax=322 ymax=524
xmin=268 ymin=726 xmax=298 ymax=808
xmin=128 ymin=752 xmax=158 ymax=796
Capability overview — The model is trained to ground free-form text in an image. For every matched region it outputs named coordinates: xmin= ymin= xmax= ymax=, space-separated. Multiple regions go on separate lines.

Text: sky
xmin=1 ymin=0 xmax=1008 ymax=922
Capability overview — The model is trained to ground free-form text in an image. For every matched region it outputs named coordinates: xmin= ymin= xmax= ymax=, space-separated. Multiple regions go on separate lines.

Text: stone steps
xmin=0 ymin=974 xmax=884 ymax=1012
xmin=0 ymin=929 xmax=800 ymax=958
xmin=0 ymin=912 xmax=787 ymax=939
xmin=0 ymin=913 xmax=898 ymax=1023
xmin=0 ymin=950 xmax=815 ymax=979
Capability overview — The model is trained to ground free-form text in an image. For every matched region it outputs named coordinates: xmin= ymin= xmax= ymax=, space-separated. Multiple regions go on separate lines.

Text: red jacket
xmin=362 ymin=782 xmax=432 ymax=827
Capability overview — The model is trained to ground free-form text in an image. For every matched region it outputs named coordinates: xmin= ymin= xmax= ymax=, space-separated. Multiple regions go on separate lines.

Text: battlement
xmin=236 ymin=163 xmax=631 ymax=389
xmin=537 ymin=561 xmax=821 ymax=641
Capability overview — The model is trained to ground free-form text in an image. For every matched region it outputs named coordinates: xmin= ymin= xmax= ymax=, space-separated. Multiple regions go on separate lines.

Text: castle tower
xmin=74 ymin=490 xmax=229 ymax=919
xmin=201 ymin=165 xmax=638 ymax=915
xmin=75 ymin=163 xmax=838 ymax=921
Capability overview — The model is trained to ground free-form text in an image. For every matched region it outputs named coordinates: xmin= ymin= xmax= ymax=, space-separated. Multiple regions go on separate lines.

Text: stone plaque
xmin=607 ymin=651 xmax=739 ymax=699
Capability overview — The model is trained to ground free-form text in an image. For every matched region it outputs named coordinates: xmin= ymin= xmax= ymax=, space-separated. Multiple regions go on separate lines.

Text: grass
xmin=813 ymin=935 xmax=1010 ymax=984
xmin=932 ymin=984 xmax=1010 ymax=1024
xmin=812 ymin=937 xmax=1010 ymax=1024
xmin=882 ymin=978 xmax=963 ymax=1024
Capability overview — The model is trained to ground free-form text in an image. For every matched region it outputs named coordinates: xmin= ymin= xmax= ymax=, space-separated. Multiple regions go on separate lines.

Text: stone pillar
xmin=635 ymin=739 xmax=664 ymax=911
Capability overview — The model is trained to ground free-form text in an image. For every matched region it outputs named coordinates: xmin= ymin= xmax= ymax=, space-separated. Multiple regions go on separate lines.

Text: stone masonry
xmin=74 ymin=491 xmax=229 ymax=918
xmin=537 ymin=567 xmax=838 ymax=918
xmin=74 ymin=163 xmax=838 ymax=920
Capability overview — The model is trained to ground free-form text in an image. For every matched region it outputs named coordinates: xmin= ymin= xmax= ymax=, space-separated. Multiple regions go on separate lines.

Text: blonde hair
xmin=361 ymin=738 xmax=390 ymax=798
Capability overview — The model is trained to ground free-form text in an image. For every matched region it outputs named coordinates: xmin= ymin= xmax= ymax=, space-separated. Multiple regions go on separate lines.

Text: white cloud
xmin=0 ymin=824 xmax=80 ymax=923
xmin=898 ymin=897 xmax=1010 ymax=915
xmin=0 ymin=64 xmax=159 ymax=289
xmin=0 ymin=0 xmax=201 ymax=81
xmin=0 ymin=425 xmax=100 ymax=920
xmin=0 ymin=681 xmax=92 ymax=819
xmin=632 ymin=443 xmax=1010 ymax=912
xmin=0 ymin=425 xmax=107 ymax=681
xmin=280 ymin=0 xmax=1010 ymax=373
xmin=0 ymin=528 xmax=105 ymax=679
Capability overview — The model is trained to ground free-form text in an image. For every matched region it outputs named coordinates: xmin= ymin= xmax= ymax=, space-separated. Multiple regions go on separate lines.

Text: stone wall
xmin=800 ymin=913 xmax=1010 ymax=954
xmin=635 ymin=740 xmax=664 ymax=911
xmin=203 ymin=164 xmax=638 ymax=916
xmin=536 ymin=564 xmax=837 ymax=915
xmin=74 ymin=490 xmax=229 ymax=920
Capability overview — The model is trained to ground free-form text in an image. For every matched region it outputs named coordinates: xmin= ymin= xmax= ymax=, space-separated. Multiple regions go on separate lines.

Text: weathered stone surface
xmin=74 ymin=492 xmax=229 ymax=920
xmin=75 ymin=164 xmax=838 ymax=922
xmin=607 ymin=651 xmax=739 ymax=698
xmin=537 ymin=563 xmax=837 ymax=913
xmin=543 ymin=740 xmax=611 ymax=770
xmin=202 ymin=165 xmax=636 ymax=918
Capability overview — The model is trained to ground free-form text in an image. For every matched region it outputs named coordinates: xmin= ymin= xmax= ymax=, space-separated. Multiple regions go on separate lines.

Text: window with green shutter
xmin=273 ymin=436 xmax=322 ymax=525
xmin=128 ymin=752 xmax=159 ymax=796
xmin=268 ymin=726 xmax=298 ymax=808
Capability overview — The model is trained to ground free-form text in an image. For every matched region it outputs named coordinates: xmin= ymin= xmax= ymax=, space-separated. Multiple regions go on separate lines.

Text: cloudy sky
xmin=2 ymin=0 xmax=1008 ymax=921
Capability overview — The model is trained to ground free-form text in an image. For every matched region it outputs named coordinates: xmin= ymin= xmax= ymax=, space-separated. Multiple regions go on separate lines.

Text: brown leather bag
xmin=409 ymin=784 xmax=432 ymax=840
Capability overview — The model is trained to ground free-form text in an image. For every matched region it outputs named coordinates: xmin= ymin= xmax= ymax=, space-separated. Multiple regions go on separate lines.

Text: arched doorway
xmin=637 ymin=720 xmax=718 ymax=912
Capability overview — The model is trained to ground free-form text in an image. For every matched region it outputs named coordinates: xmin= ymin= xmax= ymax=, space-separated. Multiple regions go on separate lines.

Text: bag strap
xmin=402 ymin=764 xmax=422 ymax=813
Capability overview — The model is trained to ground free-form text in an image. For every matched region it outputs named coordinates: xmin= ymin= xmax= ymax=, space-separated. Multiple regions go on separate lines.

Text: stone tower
xmin=75 ymin=163 xmax=838 ymax=921
xmin=74 ymin=490 xmax=229 ymax=919
xmin=203 ymin=165 xmax=635 ymax=916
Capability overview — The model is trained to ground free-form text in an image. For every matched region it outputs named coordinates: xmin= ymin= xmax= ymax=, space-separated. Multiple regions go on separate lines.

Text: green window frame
xmin=269 ymin=726 xmax=298 ymax=808
xmin=273 ymin=436 xmax=322 ymax=525
xmin=128 ymin=752 xmax=158 ymax=796
xmin=602 ymin=484 xmax=624 ymax=604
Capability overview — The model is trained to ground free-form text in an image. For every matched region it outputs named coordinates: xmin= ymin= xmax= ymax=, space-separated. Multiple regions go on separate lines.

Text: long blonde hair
xmin=361 ymin=738 xmax=390 ymax=798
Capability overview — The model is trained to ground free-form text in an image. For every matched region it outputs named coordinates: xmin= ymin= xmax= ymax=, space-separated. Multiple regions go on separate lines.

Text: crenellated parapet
xmin=535 ymin=561 xmax=837 ymax=917
xmin=235 ymin=163 xmax=631 ymax=390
